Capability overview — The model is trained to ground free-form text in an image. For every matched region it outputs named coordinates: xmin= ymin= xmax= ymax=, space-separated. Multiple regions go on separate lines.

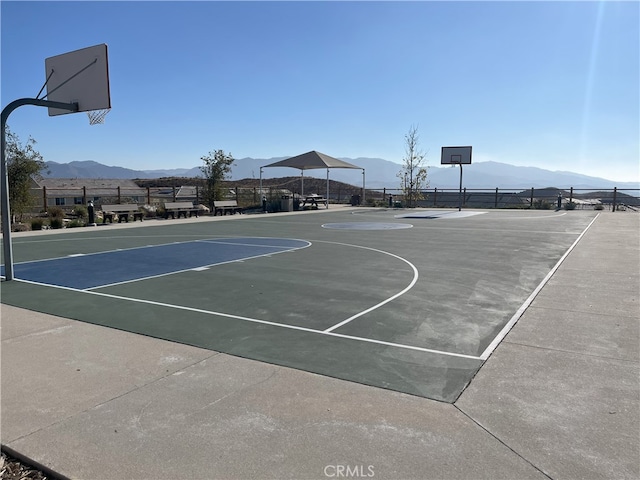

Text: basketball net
xmin=86 ymin=108 xmax=110 ymax=125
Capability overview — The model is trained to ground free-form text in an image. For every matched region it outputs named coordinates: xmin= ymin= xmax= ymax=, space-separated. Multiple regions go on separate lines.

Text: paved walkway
xmin=1 ymin=211 xmax=638 ymax=479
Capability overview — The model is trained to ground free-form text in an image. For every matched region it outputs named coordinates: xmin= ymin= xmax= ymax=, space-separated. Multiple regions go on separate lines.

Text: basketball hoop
xmin=86 ymin=108 xmax=110 ymax=125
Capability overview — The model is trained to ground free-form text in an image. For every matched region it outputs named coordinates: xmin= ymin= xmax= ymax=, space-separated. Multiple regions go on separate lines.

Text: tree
xmin=200 ymin=149 xmax=235 ymax=210
xmin=397 ymin=125 xmax=428 ymax=208
xmin=5 ymin=126 xmax=46 ymax=222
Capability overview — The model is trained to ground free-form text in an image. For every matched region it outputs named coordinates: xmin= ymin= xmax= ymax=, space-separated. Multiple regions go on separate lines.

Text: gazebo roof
xmin=262 ymin=151 xmax=361 ymax=170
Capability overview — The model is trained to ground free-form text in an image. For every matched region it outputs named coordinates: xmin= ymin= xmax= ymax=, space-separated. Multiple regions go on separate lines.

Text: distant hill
xmin=43 ymin=158 xmax=639 ymax=190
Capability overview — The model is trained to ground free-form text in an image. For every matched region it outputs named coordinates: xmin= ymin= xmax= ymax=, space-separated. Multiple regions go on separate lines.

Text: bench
xmin=101 ymin=204 xmax=143 ymax=223
xmin=164 ymin=202 xmax=199 ymax=219
xmin=213 ymin=200 xmax=243 ymax=215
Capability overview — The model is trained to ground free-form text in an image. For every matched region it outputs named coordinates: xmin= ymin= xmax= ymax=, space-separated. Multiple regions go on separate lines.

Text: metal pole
xmin=458 ymin=163 xmax=463 ymax=211
xmin=612 ymin=187 xmax=617 ymax=212
xmin=530 ymin=188 xmax=534 ymax=208
xmin=362 ymin=169 xmax=366 ymax=205
xmin=326 ymin=168 xmax=329 ymax=209
xmin=1 ymin=98 xmax=77 ymax=281
xmin=1 ymin=112 xmax=12 ymax=280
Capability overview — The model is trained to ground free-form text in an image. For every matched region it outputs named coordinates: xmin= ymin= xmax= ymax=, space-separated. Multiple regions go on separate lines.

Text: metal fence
xmin=27 ymin=185 xmax=640 ymax=213
xmin=368 ymin=187 xmax=640 ymax=211
xmin=28 ymin=185 xmax=303 ymax=213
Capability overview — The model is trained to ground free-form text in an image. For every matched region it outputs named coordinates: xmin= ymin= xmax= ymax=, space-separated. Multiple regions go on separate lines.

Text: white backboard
xmin=441 ymin=146 xmax=472 ymax=165
xmin=45 ymin=44 xmax=111 ymax=116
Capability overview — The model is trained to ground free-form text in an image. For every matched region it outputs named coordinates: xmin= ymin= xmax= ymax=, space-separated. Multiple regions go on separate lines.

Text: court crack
xmin=503 ymin=339 xmax=638 ymax=364
xmin=452 ymin=404 xmax=554 ymax=480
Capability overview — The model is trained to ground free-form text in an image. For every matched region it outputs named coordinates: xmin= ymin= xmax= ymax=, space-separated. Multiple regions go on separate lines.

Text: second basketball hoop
xmin=441 ymin=146 xmax=473 ymax=212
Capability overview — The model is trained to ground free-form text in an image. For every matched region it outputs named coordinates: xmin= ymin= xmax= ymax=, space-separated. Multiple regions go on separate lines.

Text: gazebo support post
xmin=326 ymin=168 xmax=330 ymax=208
xmin=362 ymin=169 xmax=365 ymax=205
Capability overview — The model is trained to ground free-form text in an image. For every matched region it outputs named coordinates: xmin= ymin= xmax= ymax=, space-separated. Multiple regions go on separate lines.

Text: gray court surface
xmin=2 ymin=208 xmax=599 ymax=402
xmin=1 ymin=208 xmax=638 ymax=480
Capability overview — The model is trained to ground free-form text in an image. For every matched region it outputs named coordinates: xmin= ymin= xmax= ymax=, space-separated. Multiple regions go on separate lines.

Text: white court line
xmin=491 ymin=212 xmax=568 ymax=220
xmin=12 ymin=277 xmax=481 ymax=360
xmin=478 ymin=213 xmax=600 ymax=360
xmin=198 ymin=238 xmax=310 ymax=249
xmin=320 ymin=240 xmax=419 ymax=333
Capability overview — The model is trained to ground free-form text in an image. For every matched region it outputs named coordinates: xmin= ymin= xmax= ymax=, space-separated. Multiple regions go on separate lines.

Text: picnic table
xmin=301 ymin=195 xmax=327 ymax=209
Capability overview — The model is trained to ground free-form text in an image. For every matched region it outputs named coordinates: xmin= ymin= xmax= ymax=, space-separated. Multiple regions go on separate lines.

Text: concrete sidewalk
xmin=1 ymin=212 xmax=638 ymax=479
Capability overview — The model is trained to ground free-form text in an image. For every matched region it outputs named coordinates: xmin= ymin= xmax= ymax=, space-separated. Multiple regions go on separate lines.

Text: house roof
xmin=34 ymin=178 xmax=146 ymax=197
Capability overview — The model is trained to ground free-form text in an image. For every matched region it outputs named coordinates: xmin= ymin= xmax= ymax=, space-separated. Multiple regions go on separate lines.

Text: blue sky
xmin=2 ymin=1 xmax=638 ymax=182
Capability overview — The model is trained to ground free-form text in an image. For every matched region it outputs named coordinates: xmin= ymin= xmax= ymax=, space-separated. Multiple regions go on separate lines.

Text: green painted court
xmin=1 ymin=207 xmax=599 ymax=402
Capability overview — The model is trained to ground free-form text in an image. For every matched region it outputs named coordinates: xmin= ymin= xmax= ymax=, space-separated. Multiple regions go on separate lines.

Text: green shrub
xmin=73 ymin=205 xmax=88 ymax=218
xmin=67 ymin=219 xmax=84 ymax=228
xmin=49 ymin=217 xmax=64 ymax=229
xmin=564 ymin=202 xmax=576 ymax=210
xmin=47 ymin=206 xmax=64 ymax=219
xmin=30 ymin=218 xmax=45 ymax=230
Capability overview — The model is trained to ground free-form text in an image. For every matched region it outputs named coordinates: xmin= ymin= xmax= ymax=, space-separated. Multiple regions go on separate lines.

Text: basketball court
xmin=1 ymin=208 xmax=599 ymax=402
xmin=0 ymin=43 xmax=600 ymax=403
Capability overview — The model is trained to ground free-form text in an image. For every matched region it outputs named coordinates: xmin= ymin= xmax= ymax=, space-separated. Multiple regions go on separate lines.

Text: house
xmin=30 ymin=178 xmax=148 ymax=211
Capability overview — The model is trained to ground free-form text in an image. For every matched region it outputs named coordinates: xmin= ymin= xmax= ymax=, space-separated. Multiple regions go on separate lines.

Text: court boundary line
xmin=11 ymin=278 xmax=481 ymax=360
xmin=352 ymin=208 xmax=571 ymax=221
xmin=478 ymin=213 xmax=600 ymax=360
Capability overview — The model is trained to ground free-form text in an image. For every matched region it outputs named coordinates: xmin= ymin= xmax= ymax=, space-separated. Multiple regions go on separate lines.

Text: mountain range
xmin=42 ymin=158 xmax=639 ymax=190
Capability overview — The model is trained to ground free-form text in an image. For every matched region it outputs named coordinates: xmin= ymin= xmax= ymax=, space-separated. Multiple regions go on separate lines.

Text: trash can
xmin=281 ymin=195 xmax=293 ymax=212
xmin=351 ymin=195 xmax=360 ymax=206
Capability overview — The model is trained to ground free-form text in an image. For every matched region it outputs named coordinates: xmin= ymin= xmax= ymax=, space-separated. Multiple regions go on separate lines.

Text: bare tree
xmin=398 ymin=125 xmax=428 ymax=207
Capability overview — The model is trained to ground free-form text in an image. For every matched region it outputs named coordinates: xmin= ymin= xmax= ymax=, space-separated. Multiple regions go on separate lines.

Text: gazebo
xmin=259 ymin=151 xmax=365 ymax=208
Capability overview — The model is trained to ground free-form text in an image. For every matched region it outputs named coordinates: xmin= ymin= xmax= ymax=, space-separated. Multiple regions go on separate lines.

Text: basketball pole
xmin=1 ymin=98 xmax=78 ymax=281
xmin=458 ymin=163 xmax=463 ymax=212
